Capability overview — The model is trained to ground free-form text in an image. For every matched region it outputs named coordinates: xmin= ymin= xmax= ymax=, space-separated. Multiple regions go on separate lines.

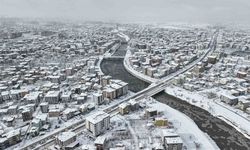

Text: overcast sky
xmin=0 ymin=0 xmax=249 ymax=24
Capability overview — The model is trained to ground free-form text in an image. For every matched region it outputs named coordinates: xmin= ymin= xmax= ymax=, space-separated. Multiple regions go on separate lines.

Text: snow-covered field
xmin=165 ymin=85 xmax=250 ymax=139
xmin=143 ymin=98 xmax=219 ymax=150
xmin=106 ymin=98 xmax=219 ymax=150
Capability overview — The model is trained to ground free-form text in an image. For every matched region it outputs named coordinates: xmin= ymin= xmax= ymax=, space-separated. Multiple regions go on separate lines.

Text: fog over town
xmin=0 ymin=0 xmax=250 ymax=24
xmin=0 ymin=0 xmax=250 ymax=150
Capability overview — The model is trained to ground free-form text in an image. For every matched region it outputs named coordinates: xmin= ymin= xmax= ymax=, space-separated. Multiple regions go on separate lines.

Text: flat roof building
xmin=56 ymin=131 xmax=77 ymax=149
xmin=86 ymin=111 xmax=110 ymax=136
xmin=44 ymin=91 xmax=60 ymax=104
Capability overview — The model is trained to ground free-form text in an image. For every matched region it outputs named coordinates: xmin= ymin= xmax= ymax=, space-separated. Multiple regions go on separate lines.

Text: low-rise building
xmin=5 ymin=129 xmax=21 ymax=146
xmin=40 ymin=102 xmax=49 ymax=113
xmin=94 ymin=136 xmax=107 ymax=150
xmin=61 ymin=92 xmax=72 ymax=102
xmin=23 ymin=92 xmax=40 ymax=106
xmin=238 ymin=97 xmax=250 ymax=111
xmin=0 ymin=137 xmax=7 ymax=150
xmin=56 ymin=131 xmax=77 ymax=150
xmin=162 ymin=131 xmax=183 ymax=150
xmin=220 ymin=93 xmax=238 ymax=105
xmin=3 ymin=117 xmax=15 ymax=127
xmin=35 ymin=114 xmax=48 ymax=126
xmin=49 ymin=108 xmax=61 ymax=117
xmin=118 ymin=103 xmax=130 ymax=115
xmin=62 ymin=108 xmax=79 ymax=120
xmin=110 ymin=84 xmax=123 ymax=97
xmin=207 ymin=55 xmax=217 ymax=64
xmin=7 ymin=105 xmax=18 ymax=115
xmin=76 ymin=93 xmax=87 ymax=104
xmin=22 ymin=108 xmax=33 ymax=122
xmin=118 ymin=81 xmax=128 ymax=95
xmin=45 ymin=91 xmax=61 ymax=104
xmin=237 ymin=71 xmax=247 ymax=78
xmin=164 ymin=136 xmax=183 ymax=150
xmin=1 ymin=91 xmax=10 ymax=101
xmin=128 ymin=99 xmax=139 ymax=111
xmin=103 ymin=87 xmax=116 ymax=100
xmin=155 ymin=117 xmax=168 ymax=126
xmin=101 ymin=76 xmax=111 ymax=87
xmin=145 ymin=108 xmax=157 ymax=118
xmin=93 ymin=92 xmax=104 ymax=105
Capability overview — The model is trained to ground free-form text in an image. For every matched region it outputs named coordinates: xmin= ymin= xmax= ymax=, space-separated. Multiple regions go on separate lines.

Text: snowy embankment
xmin=97 ymin=43 xmax=119 ymax=74
xmin=146 ymin=99 xmax=219 ymax=150
xmin=96 ymin=56 xmax=104 ymax=74
xmin=117 ymin=32 xmax=130 ymax=42
xmin=165 ymin=86 xmax=250 ymax=139
xmin=118 ymin=32 xmax=157 ymax=83
xmin=123 ymin=49 xmax=158 ymax=83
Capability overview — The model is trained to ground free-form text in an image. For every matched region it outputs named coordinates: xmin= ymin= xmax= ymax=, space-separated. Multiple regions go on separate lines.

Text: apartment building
xmin=86 ymin=111 xmax=110 ymax=136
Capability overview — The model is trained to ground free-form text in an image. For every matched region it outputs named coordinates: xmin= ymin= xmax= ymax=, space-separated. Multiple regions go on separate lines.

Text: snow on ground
xmin=77 ymin=132 xmax=94 ymax=145
xmin=143 ymin=98 xmax=219 ymax=150
xmin=165 ymin=85 xmax=250 ymax=139
xmin=153 ymin=23 xmax=210 ymax=30
xmin=108 ymin=99 xmax=219 ymax=150
xmin=10 ymin=90 xmax=135 ymax=150
xmin=117 ymin=32 xmax=130 ymax=42
xmin=200 ymin=88 xmax=250 ymax=120
xmin=124 ymin=49 xmax=158 ymax=83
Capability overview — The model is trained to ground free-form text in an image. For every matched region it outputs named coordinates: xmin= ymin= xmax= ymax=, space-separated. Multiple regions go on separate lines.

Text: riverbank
xmin=165 ymin=85 xmax=250 ymax=139
xmin=144 ymin=98 xmax=219 ymax=150
xmin=123 ymin=48 xmax=158 ymax=83
xmin=96 ymin=41 xmax=123 ymax=74
xmin=96 ymin=56 xmax=104 ymax=74
xmin=100 ymin=44 xmax=149 ymax=92
xmin=154 ymin=92 xmax=250 ymax=149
